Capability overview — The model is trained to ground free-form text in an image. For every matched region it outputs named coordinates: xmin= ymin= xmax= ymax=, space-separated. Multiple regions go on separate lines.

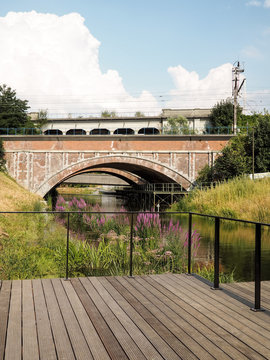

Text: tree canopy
xmin=196 ymin=113 xmax=270 ymax=184
xmin=0 ymin=84 xmax=31 ymax=129
xmin=0 ymin=138 xmax=5 ymax=171
xmin=209 ymin=99 xmax=242 ymax=132
xmin=163 ymin=115 xmax=191 ymax=134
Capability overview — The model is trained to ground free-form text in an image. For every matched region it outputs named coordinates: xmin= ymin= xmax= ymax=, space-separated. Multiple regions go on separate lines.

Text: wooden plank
xmin=135 ymin=275 xmax=237 ymax=360
xmin=0 ymin=281 xmax=11 ymax=360
xmin=148 ymin=274 xmax=258 ymax=359
xmin=153 ymin=274 xmax=266 ymax=360
xmin=172 ymin=274 xmax=270 ymax=340
xmin=101 ymin=277 xmax=181 ymax=360
xmin=224 ymin=282 xmax=270 ymax=309
xmin=61 ymin=279 xmax=110 ymax=360
xmin=5 ymin=280 xmax=21 ymax=360
xmin=51 ymin=278 xmax=93 ymax=360
xmin=42 ymin=279 xmax=75 ymax=360
xmin=71 ymin=277 xmax=128 ymax=360
xmin=80 ymin=277 xmax=146 ymax=360
xmin=124 ymin=276 xmax=229 ymax=360
xmin=114 ymin=276 xmax=199 ymax=360
xmin=161 ymin=274 xmax=270 ymax=359
xmin=90 ymin=277 xmax=163 ymax=360
xmin=32 ymin=279 xmax=57 ymax=360
xmin=179 ymin=274 xmax=270 ymax=331
xmin=22 ymin=280 xmax=39 ymax=360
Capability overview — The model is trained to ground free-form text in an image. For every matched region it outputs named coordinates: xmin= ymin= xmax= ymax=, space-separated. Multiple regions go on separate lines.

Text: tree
xmin=135 ymin=111 xmax=145 ymax=117
xmin=0 ymin=138 xmax=5 ymax=171
xmin=101 ymin=110 xmax=117 ymax=118
xmin=0 ymin=84 xmax=31 ymax=130
xmin=35 ymin=110 xmax=48 ymax=129
xmin=209 ymin=99 xmax=242 ymax=133
xmin=196 ymin=135 xmax=249 ymax=183
xmin=245 ymin=113 xmax=270 ymax=173
xmin=164 ymin=115 xmax=191 ymax=135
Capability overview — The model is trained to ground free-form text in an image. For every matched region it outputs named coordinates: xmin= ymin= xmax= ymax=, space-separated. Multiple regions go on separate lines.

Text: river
xmin=62 ymin=192 xmax=270 ymax=282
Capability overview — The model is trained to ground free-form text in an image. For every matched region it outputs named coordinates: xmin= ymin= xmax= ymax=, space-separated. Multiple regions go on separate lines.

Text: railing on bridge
xmin=0 ymin=126 xmax=251 ymax=136
xmin=0 ymin=209 xmax=269 ymax=311
xmin=135 ymin=183 xmax=184 ymax=193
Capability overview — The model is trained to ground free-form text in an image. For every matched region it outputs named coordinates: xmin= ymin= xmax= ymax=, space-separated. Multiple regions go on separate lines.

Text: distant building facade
xmin=29 ymin=108 xmax=212 ymax=135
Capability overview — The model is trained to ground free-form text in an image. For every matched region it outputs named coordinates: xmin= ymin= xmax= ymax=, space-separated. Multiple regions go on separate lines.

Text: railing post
xmin=251 ymin=223 xmax=263 ymax=311
xmin=129 ymin=212 xmax=134 ymax=277
xmin=187 ymin=213 xmax=192 ymax=274
xmin=211 ymin=217 xmax=221 ymax=290
xmin=65 ymin=212 xmax=70 ymax=280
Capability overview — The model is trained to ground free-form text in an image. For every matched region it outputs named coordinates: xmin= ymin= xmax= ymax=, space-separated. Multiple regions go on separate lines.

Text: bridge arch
xmin=36 ymin=155 xmax=191 ymax=197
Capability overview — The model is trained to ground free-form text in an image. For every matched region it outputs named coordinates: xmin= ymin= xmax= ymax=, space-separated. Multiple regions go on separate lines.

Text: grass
xmin=171 ymin=177 xmax=270 ymax=223
xmin=0 ymin=172 xmax=235 ymax=282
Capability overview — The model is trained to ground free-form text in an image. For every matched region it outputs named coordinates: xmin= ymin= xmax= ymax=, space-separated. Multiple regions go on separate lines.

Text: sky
xmin=0 ymin=0 xmax=269 ymax=116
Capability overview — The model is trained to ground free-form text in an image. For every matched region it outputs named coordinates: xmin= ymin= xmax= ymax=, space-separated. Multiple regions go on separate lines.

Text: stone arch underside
xmin=36 ymin=155 xmax=191 ymax=197
xmin=63 ymin=167 xmax=146 ymax=186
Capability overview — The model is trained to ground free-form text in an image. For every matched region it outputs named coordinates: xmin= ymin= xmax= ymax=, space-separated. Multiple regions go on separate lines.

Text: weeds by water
xmin=171 ymin=177 xmax=270 ymax=223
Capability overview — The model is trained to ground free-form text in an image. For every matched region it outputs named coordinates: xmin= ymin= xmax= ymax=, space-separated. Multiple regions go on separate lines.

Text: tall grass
xmin=171 ymin=177 xmax=270 ymax=222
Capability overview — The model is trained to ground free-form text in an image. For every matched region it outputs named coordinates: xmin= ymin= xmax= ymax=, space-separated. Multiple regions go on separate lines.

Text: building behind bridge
xmin=29 ymin=108 xmax=211 ymax=135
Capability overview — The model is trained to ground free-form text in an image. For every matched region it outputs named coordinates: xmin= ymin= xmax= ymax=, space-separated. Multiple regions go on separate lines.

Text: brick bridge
xmin=2 ymin=135 xmax=232 ymax=197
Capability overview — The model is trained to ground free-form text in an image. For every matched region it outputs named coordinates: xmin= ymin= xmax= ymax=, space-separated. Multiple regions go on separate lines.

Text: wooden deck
xmin=0 ymin=274 xmax=270 ymax=360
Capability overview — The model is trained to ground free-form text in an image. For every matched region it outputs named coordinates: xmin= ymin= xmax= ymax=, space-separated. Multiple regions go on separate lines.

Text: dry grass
xmin=173 ymin=177 xmax=270 ymax=223
xmin=0 ymin=172 xmax=42 ymax=212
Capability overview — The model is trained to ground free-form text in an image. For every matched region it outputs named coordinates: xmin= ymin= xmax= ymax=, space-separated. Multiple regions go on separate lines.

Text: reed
xmin=171 ymin=177 xmax=270 ymax=222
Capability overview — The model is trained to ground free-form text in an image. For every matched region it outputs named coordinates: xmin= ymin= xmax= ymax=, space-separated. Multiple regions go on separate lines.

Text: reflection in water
xmin=62 ymin=193 xmax=270 ymax=282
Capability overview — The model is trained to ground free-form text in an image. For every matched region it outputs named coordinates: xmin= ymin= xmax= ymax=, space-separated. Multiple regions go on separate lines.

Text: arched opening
xmin=138 ymin=127 xmax=160 ymax=135
xmin=90 ymin=128 xmax=110 ymax=135
xmin=44 ymin=129 xmax=63 ymax=135
xmin=66 ymin=129 xmax=86 ymax=135
xmin=113 ymin=128 xmax=135 ymax=135
xmin=36 ymin=155 xmax=191 ymax=197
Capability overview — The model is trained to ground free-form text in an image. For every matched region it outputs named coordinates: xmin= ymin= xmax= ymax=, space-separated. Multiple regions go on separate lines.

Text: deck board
xmin=1 ymin=274 xmax=270 ymax=360
xmin=0 ymin=281 xmax=11 ymax=360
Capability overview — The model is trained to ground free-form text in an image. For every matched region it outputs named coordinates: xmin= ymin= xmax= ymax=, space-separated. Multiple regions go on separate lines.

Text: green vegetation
xmin=171 ymin=177 xmax=270 ymax=222
xmin=0 ymin=84 xmax=33 ymax=131
xmin=197 ymin=113 xmax=270 ymax=183
xmin=0 ymin=173 xmax=235 ymax=282
xmin=0 ymin=138 xmax=5 ymax=171
xmin=164 ymin=115 xmax=193 ymax=134
xmin=209 ymin=99 xmax=242 ymax=131
xmin=101 ymin=110 xmax=117 ymax=118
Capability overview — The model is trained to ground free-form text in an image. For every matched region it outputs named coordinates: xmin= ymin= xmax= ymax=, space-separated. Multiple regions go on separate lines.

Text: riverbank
xmin=57 ymin=185 xmax=101 ymax=195
xmin=0 ymin=172 xmax=67 ymax=279
xmin=170 ymin=177 xmax=270 ymax=223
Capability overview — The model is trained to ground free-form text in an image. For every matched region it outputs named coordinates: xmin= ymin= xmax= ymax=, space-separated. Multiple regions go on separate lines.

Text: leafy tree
xmin=135 ymin=111 xmax=145 ymax=117
xmin=0 ymin=84 xmax=31 ymax=130
xmin=164 ymin=115 xmax=191 ymax=134
xmin=196 ymin=136 xmax=249 ymax=183
xmin=35 ymin=109 xmax=48 ymax=129
xmin=209 ymin=99 xmax=242 ymax=133
xmin=0 ymin=138 xmax=6 ymax=171
xmin=101 ymin=110 xmax=117 ymax=118
xmin=245 ymin=113 xmax=270 ymax=173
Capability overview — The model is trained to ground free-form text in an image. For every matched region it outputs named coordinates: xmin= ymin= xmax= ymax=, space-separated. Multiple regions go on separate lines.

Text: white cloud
xmin=264 ymin=0 xmax=270 ymax=7
xmin=241 ymin=45 xmax=263 ymax=59
xmin=246 ymin=1 xmax=262 ymax=6
xmin=166 ymin=64 xmax=233 ymax=109
xmin=0 ymin=11 xmax=160 ymax=116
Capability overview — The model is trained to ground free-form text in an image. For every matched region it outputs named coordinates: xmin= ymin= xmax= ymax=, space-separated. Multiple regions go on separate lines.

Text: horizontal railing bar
xmin=0 ymin=210 xmax=269 ymax=227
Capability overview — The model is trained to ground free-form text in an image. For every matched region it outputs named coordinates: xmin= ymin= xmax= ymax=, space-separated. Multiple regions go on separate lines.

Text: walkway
xmin=0 ymin=274 xmax=270 ymax=359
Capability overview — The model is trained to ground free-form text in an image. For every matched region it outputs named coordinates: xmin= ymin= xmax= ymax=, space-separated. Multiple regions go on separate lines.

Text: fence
xmin=0 ymin=210 xmax=269 ymax=311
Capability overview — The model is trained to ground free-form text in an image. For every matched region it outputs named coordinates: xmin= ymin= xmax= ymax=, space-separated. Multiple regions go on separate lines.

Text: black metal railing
xmin=0 ymin=210 xmax=269 ymax=311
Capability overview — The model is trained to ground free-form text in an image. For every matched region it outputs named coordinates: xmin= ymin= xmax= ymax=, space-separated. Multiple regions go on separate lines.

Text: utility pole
xmin=232 ymin=61 xmax=245 ymax=135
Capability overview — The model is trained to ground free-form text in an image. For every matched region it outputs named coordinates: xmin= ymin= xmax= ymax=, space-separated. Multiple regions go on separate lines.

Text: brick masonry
xmin=2 ymin=135 xmax=232 ymax=196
